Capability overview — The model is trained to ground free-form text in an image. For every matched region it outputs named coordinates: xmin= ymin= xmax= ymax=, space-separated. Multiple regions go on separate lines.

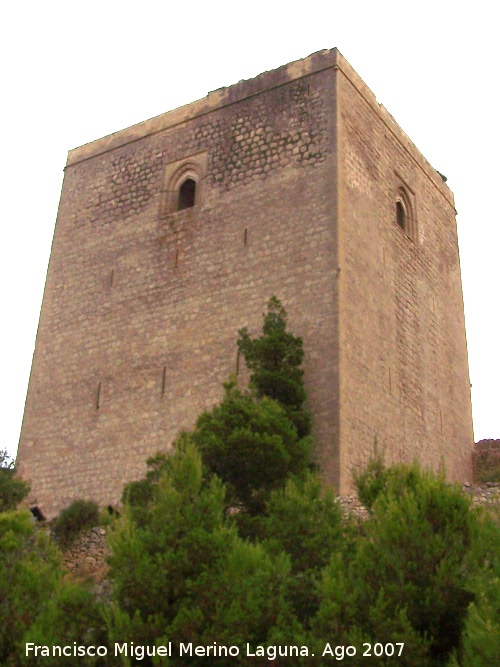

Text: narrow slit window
xmin=177 ymin=178 xmax=196 ymax=210
xmin=396 ymin=200 xmax=405 ymax=230
xmin=394 ymin=181 xmax=417 ymax=241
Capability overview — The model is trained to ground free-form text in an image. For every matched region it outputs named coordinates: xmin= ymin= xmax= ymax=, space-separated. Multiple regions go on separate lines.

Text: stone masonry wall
xmin=62 ymin=526 xmax=108 ymax=578
xmin=18 ymin=54 xmax=339 ymax=518
xmin=17 ymin=49 xmax=474 ymax=517
xmin=337 ymin=58 xmax=473 ymax=488
xmin=473 ymin=440 xmax=500 ymax=482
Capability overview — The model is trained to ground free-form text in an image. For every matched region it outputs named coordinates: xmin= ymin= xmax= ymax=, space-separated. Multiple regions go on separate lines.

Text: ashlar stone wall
xmin=17 ymin=49 xmax=473 ymax=518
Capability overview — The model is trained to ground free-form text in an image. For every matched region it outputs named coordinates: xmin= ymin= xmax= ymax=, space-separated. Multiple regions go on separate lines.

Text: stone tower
xmin=17 ymin=49 xmax=474 ymax=519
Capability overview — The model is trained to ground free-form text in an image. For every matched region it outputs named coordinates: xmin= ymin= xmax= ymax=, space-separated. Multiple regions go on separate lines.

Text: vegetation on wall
xmin=51 ymin=499 xmax=100 ymax=547
xmin=1 ymin=298 xmax=499 ymax=665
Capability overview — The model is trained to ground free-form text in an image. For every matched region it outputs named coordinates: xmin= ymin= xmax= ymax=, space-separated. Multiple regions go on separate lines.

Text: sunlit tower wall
xmin=17 ymin=49 xmax=473 ymax=518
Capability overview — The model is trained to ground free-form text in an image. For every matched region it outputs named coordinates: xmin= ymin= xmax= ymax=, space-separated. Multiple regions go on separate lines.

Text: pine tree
xmin=238 ymin=296 xmax=311 ymax=438
xmin=192 ymin=381 xmax=311 ymax=515
xmin=312 ymin=462 xmax=477 ymax=665
xmin=107 ymin=443 xmax=296 ymax=666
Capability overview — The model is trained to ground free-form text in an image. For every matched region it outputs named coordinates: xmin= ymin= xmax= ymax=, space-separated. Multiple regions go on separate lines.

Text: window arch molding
xmin=159 ymin=151 xmax=208 ymax=217
xmin=395 ymin=187 xmax=411 ymax=230
xmin=394 ymin=177 xmax=417 ymax=242
xmin=171 ymin=165 xmax=199 ymax=211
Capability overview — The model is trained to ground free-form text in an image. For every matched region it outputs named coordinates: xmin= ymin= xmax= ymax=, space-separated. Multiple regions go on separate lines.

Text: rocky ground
xmin=462 ymin=481 xmax=500 ymax=509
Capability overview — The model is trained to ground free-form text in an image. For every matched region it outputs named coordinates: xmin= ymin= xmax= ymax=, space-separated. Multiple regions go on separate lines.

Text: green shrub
xmin=107 ymin=443 xmax=297 ymax=662
xmin=193 ymin=382 xmax=312 ymax=515
xmin=0 ymin=511 xmax=63 ymax=665
xmin=315 ymin=460 xmax=477 ymax=665
xmin=0 ymin=449 xmax=29 ymax=512
xmin=52 ymin=499 xmax=100 ymax=547
xmin=121 ymin=451 xmax=169 ymax=523
xmin=449 ymin=507 xmax=500 ymax=665
xmin=353 ymin=445 xmax=388 ymax=510
xmin=22 ymin=581 xmax=107 ymax=666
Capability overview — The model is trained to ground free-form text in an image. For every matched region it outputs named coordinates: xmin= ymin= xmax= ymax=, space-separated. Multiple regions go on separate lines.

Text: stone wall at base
xmin=473 ymin=440 xmax=500 ymax=483
xmin=61 ymin=526 xmax=108 ymax=577
xmin=59 ymin=480 xmax=500 ymax=585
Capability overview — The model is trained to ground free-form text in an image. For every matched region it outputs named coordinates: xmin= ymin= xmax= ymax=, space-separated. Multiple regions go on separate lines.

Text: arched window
xmin=396 ymin=200 xmax=406 ymax=230
xmin=395 ymin=185 xmax=416 ymax=241
xmin=177 ymin=178 xmax=196 ymax=210
xmin=159 ymin=152 xmax=207 ymax=218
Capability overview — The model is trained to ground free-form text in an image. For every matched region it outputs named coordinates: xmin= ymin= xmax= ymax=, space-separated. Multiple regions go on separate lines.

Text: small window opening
xmin=161 ymin=366 xmax=166 ymax=396
xmin=396 ymin=200 xmax=405 ymax=230
xmin=177 ymin=178 xmax=196 ymax=210
xmin=30 ymin=506 xmax=46 ymax=521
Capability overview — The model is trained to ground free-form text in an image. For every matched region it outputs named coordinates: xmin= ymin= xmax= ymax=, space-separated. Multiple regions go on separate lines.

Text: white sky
xmin=1 ymin=1 xmax=498 ymax=460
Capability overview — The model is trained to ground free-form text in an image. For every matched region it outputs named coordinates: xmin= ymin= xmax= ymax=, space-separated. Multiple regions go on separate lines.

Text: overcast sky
xmin=1 ymin=1 xmax=498 ymax=460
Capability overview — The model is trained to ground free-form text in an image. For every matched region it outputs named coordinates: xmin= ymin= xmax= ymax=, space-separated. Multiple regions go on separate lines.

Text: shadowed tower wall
xmin=17 ymin=50 xmax=473 ymax=518
xmin=335 ymin=57 xmax=473 ymax=489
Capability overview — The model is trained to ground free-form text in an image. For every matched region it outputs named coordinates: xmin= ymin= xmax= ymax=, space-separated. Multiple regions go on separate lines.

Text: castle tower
xmin=17 ymin=50 xmax=473 ymax=518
